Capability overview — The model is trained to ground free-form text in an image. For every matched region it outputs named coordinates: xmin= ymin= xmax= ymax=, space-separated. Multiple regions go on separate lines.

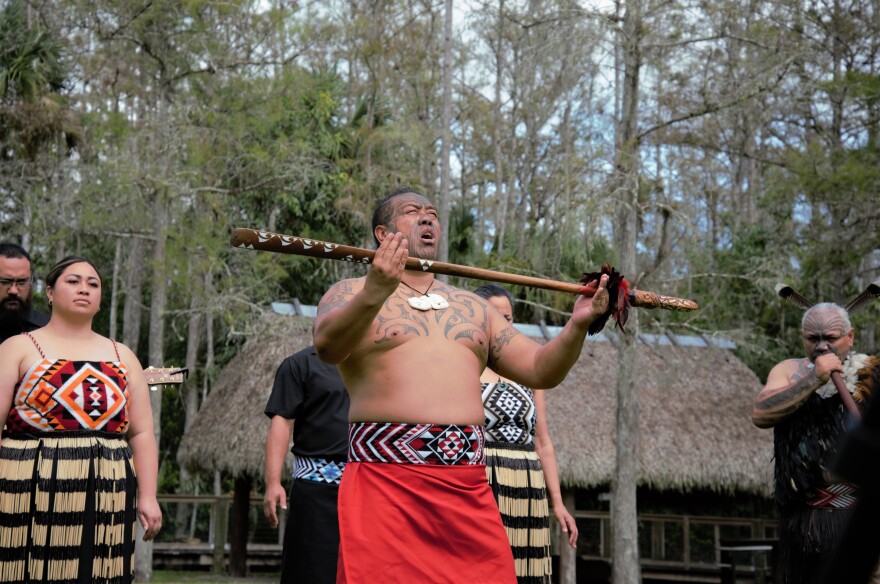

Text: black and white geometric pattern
xmin=293 ymin=456 xmax=346 ymax=485
xmin=348 ymin=422 xmax=485 ymax=465
xmin=482 ymin=379 xmax=536 ymax=445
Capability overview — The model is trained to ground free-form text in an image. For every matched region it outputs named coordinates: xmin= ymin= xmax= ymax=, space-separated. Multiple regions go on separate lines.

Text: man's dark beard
xmin=0 ymin=294 xmax=32 ymax=336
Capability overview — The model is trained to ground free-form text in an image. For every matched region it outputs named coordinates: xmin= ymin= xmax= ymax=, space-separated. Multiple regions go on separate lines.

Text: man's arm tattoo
xmin=317 ymin=281 xmax=354 ymax=315
xmin=488 ymin=326 xmax=522 ymax=371
xmin=753 ymin=369 xmax=822 ymax=423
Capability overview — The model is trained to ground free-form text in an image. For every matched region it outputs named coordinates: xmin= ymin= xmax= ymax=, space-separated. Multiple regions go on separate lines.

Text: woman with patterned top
xmin=0 ymin=256 xmax=162 ymax=583
xmin=474 ymin=284 xmax=578 ymax=584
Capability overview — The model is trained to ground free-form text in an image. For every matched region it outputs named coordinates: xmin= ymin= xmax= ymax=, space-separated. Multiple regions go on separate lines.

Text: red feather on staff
xmin=579 ymin=264 xmax=630 ymax=335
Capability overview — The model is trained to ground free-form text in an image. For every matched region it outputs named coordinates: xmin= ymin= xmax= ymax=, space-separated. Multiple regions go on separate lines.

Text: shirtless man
xmin=752 ymin=303 xmax=879 ymax=584
xmin=314 ymin=186 xmax=608 ymax=583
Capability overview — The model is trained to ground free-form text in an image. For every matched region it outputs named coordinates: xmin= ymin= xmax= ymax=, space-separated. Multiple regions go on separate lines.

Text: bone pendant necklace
xmin=401 ymin=279 xmax=449 ymax=311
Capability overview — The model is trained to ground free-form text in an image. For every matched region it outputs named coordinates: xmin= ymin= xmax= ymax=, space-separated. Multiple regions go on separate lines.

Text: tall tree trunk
xmin=147 ymin=191 xmax=169 ymax=440
xmin=611 ymin=0 xmax=643 ymax=582
xmin=122 ymin=238 xmax=145 ymax=353
xmin=201 ymin=270 xmax=217 ymax=542
xmin=109 ymin=237 xmax=122 ymax=340
xmin=202 ymin=267 xmax=214 ymax=404
xmin=858 ymin=252 xmax=878 ymax=351
xmin=437 ymin=0 xmax=453 ymax=273
xmin=515 ymin=179 xmax=528 ymax=259
xmin=21 ymin=205 xmax=31 ymax=253
xmin=136 ymin=192 xmax=169 ymax=581
xmin=175 ymin=252 xmax=204 ymax=537
xmin=493 ymin=0 xmax=507 ymax=257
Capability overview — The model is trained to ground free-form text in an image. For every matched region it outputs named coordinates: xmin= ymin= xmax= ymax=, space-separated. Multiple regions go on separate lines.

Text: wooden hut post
xmin=212 ymin=494 xmax=229 ymax=574
xmin=559 ymin=488 xmax=577 ymax=584
xmin=178 ymin=314 xmax=317 ymax=576
xmin=229 ymin=475 xmax=253 ymax=577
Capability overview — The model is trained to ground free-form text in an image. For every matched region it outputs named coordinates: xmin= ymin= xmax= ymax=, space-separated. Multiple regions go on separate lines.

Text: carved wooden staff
xmin=230 ymin=228 xmax=699 ymax=312
xmin=832 ymin=372 xmax=862 ymax=421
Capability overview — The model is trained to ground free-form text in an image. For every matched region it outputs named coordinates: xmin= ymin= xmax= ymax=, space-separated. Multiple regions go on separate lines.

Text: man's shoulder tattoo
xmin=318 ymin=280 xmax=357 ymax=315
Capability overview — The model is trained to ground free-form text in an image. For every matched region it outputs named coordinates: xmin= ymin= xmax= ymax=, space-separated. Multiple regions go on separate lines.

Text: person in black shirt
xmin=0 ymin=243 xmax=49 ymax=344
xmin=263 ymin=345 xmax=349 ymax=584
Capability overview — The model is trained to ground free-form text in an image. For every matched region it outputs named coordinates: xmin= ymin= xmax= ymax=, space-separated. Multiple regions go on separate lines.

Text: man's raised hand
xmin=571 ymin=273 xmax=610 ymax=330
xmin=363 ymin=232 xmax=408 ymax=301
xmin=813 ymin=353 xmax=844 ymax=384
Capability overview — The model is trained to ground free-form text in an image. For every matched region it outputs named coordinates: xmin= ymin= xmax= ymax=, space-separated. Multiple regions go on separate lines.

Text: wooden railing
xmin=573 ymin=510 xmax=777 ymax=582
xmin=154 ymin=494 xmax=776 ymax=580
xmin=155 ymin=494 xmax=284 ymax=574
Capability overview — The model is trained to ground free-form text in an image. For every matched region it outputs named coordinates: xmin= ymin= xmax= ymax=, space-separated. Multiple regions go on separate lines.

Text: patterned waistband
xmin=293 ymin=456 xmax=346 ymax=485
xmin=1 ymin=429 xmax=125 ymax=440
xmin=485 ymin=441 xmax=536 ymax=452
xmin=349 ymin=422 xmax=485 ymax=465
xmin=806 ymin=483 xmax=859 ymax=509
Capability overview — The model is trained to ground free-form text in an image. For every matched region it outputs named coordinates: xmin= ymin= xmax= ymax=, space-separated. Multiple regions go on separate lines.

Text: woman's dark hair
xmin=46 ymin=256 xmax=103 ymax=288
xmin=473 ymin=284 xmax=514 ymax=306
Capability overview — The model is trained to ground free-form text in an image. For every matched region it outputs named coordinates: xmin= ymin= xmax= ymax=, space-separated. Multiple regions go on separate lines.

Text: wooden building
xmin=177 ymin=307 xmax=775 ymax=582
xmin=536 ymin=324 xmax=773 ymax=582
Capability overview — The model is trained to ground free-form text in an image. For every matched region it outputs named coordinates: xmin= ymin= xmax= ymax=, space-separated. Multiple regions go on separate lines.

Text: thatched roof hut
xmin=179 ymin=307 xmax=772 ymax=497
xmin=177 ymin=311 xmax=313 ymax=477
xmin=545 ymin=333 xmax=772 ymax=496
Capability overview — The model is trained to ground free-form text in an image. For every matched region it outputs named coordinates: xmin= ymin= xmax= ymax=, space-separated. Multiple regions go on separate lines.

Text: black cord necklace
xmin=400 ymin=279 xmax=435 ymax=297
xmin=399 ymin=278 xmax=448 ymax=310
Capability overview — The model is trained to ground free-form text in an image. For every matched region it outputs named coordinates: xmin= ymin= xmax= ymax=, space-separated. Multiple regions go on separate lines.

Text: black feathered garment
xmin=772 ymin=355 xmax=879 ymax=584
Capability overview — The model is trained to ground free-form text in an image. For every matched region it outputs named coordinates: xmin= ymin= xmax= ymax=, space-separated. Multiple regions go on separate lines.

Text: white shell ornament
xmin=408 ymin=296 xmax=434 ymax=311
xmin=426 ymin=293 xmax=449 ymax=310
xmin=407 ymin=294 xmax=448 ymax=311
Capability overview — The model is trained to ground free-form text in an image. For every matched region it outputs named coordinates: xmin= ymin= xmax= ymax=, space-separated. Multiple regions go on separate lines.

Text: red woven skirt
xmin=337 ymin=423 xmax=516 ymax=584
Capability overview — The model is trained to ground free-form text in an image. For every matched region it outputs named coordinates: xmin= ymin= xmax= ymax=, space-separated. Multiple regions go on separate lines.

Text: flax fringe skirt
xmin=0 ymin=433 xmax=137 ymax=584
xmin=485 ymin=442 xmax=552 ymax=584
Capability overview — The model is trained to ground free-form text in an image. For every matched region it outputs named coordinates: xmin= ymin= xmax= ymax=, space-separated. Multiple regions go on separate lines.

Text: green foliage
xmin=684 ymin=224 xmax=801 ymax=379
xmin=152 ymin=571 xmax=277 ymax=583
xmin=0 ymin=0 xmax=76 ymax=164
xmin=763 ymin=141 xmax=880 ymax=305
xmin=199 ymin=67 xmax=389 ymax=302
xmin=447 ymin=202 xmax=477 ymax=265
xmin=0 ymin=0 xmax=64 ymax=103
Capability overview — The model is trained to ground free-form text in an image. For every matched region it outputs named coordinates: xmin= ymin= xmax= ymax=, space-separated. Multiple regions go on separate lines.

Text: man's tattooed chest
xmin=371 ymin=288 xmax=489 ymax=349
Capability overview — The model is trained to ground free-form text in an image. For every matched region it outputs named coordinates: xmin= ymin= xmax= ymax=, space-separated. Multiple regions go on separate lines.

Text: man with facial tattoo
xmin=313 ymin=186 xmax=610 ymax=584
xmin=0 ymin=243 xmax=49 ymax=344
xmin=752 ymin=303 xmax=880 ymax=584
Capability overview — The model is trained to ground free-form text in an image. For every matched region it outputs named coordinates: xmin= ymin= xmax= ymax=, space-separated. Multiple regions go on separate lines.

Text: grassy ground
xmin=152 ymin=571 xmax=279 ymax=583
